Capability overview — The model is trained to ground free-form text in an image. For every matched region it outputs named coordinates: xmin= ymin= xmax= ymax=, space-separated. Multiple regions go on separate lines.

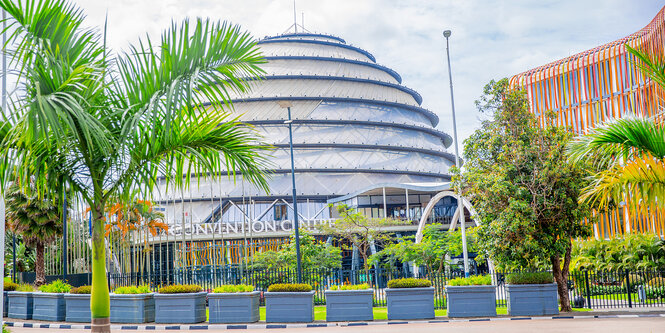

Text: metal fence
xmin=27 ymin=267 xmax=665 ymax=310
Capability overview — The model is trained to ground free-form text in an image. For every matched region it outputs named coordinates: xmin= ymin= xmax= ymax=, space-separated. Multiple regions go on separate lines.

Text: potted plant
xmin=110 ymin=285 xmax=155 ymax=323
xmin=33 ymin=279 xmax=72 ymax=321
xmin=505 ymin=272 xmax=559 ymax=316
xmin=325 ymin=283 xmax=373 ymax=322
xmin=4 ymin=279 xmax=18 ymax=317
xmin=385 ymin=278 xmax=434 ymax=320
xmin=65 ymin=286 xmax=92 ymax=322
xmin=265 ymin=283 xmax=314 ymax=323
xmin=154 ymin=284 xmax=205 ymax=324
xmin=7 ymin=283 xmax=35 ymax=319
xmin=446 ymin=275 xmax=496 ymax=318
xmin=208 ymin=284 xmax=260 ymax=323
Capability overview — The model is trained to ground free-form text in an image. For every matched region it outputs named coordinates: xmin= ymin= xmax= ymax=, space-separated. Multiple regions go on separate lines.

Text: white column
xmin=405 ymin=189 xmax=410 ymax=221
xmin=382 ymin=187 xmax=387 ymax=219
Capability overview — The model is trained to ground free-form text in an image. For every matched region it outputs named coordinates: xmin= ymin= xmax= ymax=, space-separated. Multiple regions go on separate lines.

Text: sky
xmin=76 ymin=0 xmax=663 ymax=154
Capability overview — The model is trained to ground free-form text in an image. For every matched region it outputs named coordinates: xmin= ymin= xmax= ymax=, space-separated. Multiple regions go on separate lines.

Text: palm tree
xmin=0 ymin=0 xmax=270 ymax=330
xmin=567 ymin=45 xmax=665 ymax=215
xmin=5 ymin=183 xmax=62 ymax=286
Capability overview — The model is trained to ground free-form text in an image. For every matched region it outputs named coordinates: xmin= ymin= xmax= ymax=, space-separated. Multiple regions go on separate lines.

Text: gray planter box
xmin=386 ymin=287 xmax=435 ymax=320
xmin=265 ymin=291 xmax=315 ymax=323
xmin=154 ymin=292 xmax=206 ymax=324
xmin=7 ymin=291 xmax=33 ymax=319
xmin=208 ymin=291 xmax=260 ymax=323
xmin=64 ymin=294 xmax=91 ymax=322
xmin=325 ymin=289 xmax=374 ymax=322
xmin=446 ymin=285 xmax=496 ymax=318
xmin=506 ymin=283 xmax=559 ymax=316
xmin=110 ymin=293 xmax=155 ymax=323
xmin=3 ymin=291 xmax=7 ymax=317
xmin=32 ymin=292 xmax=66 ymax=321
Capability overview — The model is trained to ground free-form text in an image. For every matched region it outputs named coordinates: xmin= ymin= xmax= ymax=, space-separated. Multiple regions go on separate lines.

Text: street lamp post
xmin=278 ymin=100 xmax=303 ymax=283
xmin=443 ymin=29 xmax=470 ymax=278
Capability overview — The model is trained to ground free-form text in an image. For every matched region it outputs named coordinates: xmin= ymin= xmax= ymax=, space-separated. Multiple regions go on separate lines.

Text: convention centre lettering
xmin=164 ymin=219 xmax=335 ymax=236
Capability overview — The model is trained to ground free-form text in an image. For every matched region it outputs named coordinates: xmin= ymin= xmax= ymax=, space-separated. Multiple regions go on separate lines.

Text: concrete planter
xmin=506 ymin=283 xmax=559 ymax=316
xmin=265 ymin=291 xmax=315 ymax=323
xmin=3 ymin=291 xmax=8 ymax=317
xmin=7 ymin=291 xmax=33 ymax=319
xmin=385 ymin=287 xmax=435 ymax=320
xmin=208 ymin=291 xmax=260 ymax=323
xmin=110 ymin=293 xmax=155 ymax=323
xmin=32 ymin=292 xmax=66 ymax=321
xmin=64 ymin=294 xmax=91 ymax=323
xmin=324 ymin=289 xmax=374 ymax=322
xmin=446 ymin=285 xmax=496 ymax=318
xmin=154 ymin=292 xmax=206 ymax=324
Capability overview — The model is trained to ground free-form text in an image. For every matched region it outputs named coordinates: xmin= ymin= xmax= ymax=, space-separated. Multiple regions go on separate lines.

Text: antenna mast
xmin=293 ymin=0 xmax=297 ymax=33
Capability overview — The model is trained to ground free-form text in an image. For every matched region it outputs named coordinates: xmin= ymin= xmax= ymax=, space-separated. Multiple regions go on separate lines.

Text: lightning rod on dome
xmin=283 ymin=0 xmax=311 ymax=34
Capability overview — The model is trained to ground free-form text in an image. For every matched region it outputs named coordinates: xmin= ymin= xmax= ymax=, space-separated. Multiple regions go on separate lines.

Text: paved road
xmin=7 ymin=317 xmax=665 ymax=333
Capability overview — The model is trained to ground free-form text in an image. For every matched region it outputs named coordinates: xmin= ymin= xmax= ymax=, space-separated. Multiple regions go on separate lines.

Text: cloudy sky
xmin=76 ymin=0 xmax=663 ymax=152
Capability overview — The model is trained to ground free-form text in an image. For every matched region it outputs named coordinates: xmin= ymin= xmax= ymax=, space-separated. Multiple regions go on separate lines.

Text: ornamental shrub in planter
xmin=265 ymin=283 xmax=314 ymax=323
xmin=110 ymin=285 xmax=155 ymax=323
xmin=325 ymin=283 xmax=373 ymax=322
xmin=65 ymin=286 xmax=92 ymax=323
xmin=446 ymin=275 xmax=496 ymax=318
xmin=154 ymin=284 xmax=205 ymax=324
xmin=33 ymin=280 xmax=72 ymax=321
xmin=4 ymin=279 xmax=18 ymax=317
xmin=385 ymin=278 xmax=434 ymax=320
xmin=505 ymin=272 xmax=559 ymax=316
xmin=208 ymin=284 xmax=260 ymax=324
xmin=8 ymin=284 xmax=35 ymax=320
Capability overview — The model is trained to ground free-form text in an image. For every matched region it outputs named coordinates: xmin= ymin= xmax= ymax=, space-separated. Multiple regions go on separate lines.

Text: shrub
xmin=70 ymin=286 xmax=92 ymax=294
xmin=4 ymin=281 xmax=18 ymax=291
xmin=506 ymin=272 xmax=553 ymax=285
xmin=114 ymin=285 xmax=152 ymax=294
xmin=16 ymin=284 xmax=34 ymax=292
xmin=448 ymin=275 xmax=492 ymax=286
xmin=621 ymin=273 xmax=644 ymax=289
xmin=212 ymin=284 xmax=255 ymax=293
xmin=38 ymin=279 xmax=72 ymax=293
xmin=647 ymin=277 xmax=665 ymax=287
xmin=267 ymin=283 xmax=312 ymax=292
xmin=646 ymin=286 xmax=665 ymax=299
xmin=158 ymin=284 xmax=202 ymax=294
xmin=387 ymin=278 xmax=431 ymax=288
xmin=329 ymin=283 xmax=370 ymax=291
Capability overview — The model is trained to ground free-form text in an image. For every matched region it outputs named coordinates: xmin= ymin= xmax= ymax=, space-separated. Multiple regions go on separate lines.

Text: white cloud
xmin=76 ymin=0 xmax=663 ymax=154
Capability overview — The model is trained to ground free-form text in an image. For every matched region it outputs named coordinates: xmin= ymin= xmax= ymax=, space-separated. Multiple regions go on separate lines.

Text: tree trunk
xmin=551 ymin=244 xmax=573 ymax=312
xmin=34 ymin=243 xmax=45 ymax=286
xmin=90 ymin=204 xmax=110 ymax=333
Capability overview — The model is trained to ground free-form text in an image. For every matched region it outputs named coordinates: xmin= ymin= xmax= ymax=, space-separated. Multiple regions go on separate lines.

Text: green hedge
xmin=212 ymin=284 xmax=255 ymax=293
xmin=267 ymin=283 xmax=312 ymax=292
xmin=4 ymin=281 xmax=18 ymax=291
xmin=38 ymin=280 xmax=72 ymax=293
xmin=70 ymin=286 xmax=91 ymax=294
xmin=387 ymin=278 xmax=431 ymax=288
xmin=448 ymin=275 xmax=492 ymax=286
xmin=114 ymin=285 xmax=151 ymax=294
xmin=158 ymin=284 xmax=203 ymax=294
xmin=506 ymin=272 xmax=553 ymax=285
xmin=329 ymin=283 xmax=370 ymax=291
xmin=647 ymin=277 xmax=665 ymax=287
xmin=16 ymin=284 xmax=34 ymax=292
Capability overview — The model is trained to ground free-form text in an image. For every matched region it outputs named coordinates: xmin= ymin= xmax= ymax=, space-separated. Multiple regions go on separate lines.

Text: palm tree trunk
xmin=90 ymin=204 xmax=110 ymax=333
xmin=34 ymin=243 xmax=45 ymax=286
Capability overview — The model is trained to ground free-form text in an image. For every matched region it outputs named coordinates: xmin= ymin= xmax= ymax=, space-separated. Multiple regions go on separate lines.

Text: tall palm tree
xmin=5 ymin=183 xmax=62 ymax=286
xmin=0 ymin=0 xmax=270 ymax=330
xmin=567 ymin=45 xmax=665 ymax=215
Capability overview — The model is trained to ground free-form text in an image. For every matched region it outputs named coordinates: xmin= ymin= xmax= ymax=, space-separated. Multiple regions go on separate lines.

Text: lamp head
xmin=443 ymin=30 xmax=451 ymax=38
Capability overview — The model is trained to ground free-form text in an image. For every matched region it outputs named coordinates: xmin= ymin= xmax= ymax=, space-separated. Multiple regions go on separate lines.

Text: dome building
xmin=154 ymin=32 xmax=461 ymax=269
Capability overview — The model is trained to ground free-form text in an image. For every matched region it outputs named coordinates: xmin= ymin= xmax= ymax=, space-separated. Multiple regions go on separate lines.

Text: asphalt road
xmin=6 ymin=317 xmax=665 ymax=333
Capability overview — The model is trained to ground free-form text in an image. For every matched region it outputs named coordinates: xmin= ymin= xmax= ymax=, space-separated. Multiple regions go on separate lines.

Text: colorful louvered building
xmin=509 ymin=6 xmax=665 ymax=238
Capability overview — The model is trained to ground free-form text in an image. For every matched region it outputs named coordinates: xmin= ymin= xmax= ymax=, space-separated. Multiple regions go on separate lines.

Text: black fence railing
xmin=25 ymin=267 xmax=665 ymax=310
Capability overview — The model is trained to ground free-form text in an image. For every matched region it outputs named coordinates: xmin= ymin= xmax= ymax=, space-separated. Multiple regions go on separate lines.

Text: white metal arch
xmin=414 ymin=190 xmax=478 ymax=244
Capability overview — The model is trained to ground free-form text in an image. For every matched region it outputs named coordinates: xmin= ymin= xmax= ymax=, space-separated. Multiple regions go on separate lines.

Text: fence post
xmin=625 ymin=269 xmax=632 ymax=308
xmin=584 ymin=271 xmax=592 ymax=309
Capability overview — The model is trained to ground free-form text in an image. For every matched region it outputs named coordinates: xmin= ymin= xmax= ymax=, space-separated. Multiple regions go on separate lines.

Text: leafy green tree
xmin=250 ymin=230 xmax=341 ymax=271
xmin=457 ymin=78 xmax=592 ymax=312
xmin=0 ymin=0 xmax=269 ymax=329
xmin=5 ymin=183 xmax=62 ymax=286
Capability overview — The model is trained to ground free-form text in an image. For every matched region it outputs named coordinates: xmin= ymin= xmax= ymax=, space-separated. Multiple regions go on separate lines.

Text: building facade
xmin=509 ymin=6 xmax=665 ymax=238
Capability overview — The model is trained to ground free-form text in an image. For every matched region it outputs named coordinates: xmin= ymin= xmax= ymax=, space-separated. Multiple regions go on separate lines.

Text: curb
xmin=4 ymin=313 xmax=665 ymax=330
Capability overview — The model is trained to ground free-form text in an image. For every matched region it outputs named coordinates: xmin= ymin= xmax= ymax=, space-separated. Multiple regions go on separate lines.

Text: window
xmin=274 ymin=204 xmax=288 ymax=221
